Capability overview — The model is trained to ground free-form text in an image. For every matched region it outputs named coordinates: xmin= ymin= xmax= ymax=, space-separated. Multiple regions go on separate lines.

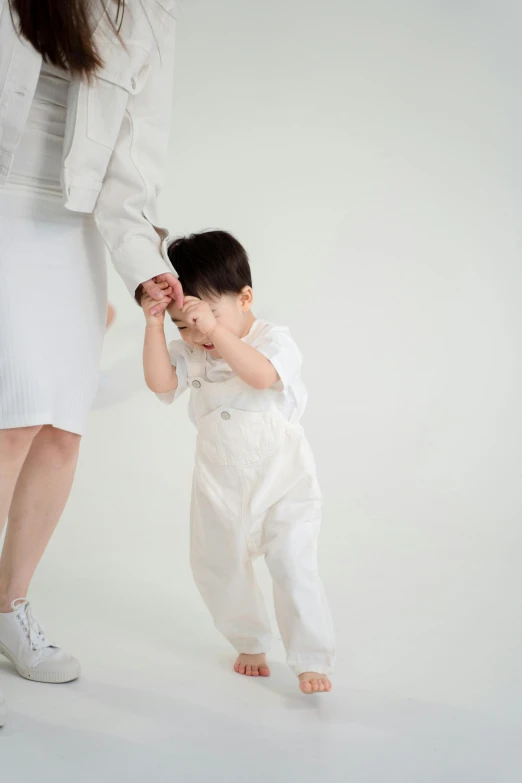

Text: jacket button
xmin=221 ymin=411 xmax=230 ymax=420
xmin=192 ymin=380 xmax=201 ymax=389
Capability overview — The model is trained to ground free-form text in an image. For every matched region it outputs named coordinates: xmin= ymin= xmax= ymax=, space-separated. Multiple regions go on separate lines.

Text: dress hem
xmin=0 ymin=413 xmax=85 ymax=436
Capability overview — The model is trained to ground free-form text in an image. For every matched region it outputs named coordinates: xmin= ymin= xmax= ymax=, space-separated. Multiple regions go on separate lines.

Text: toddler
xmin=142 ymin=231 xmax=335 ymax=694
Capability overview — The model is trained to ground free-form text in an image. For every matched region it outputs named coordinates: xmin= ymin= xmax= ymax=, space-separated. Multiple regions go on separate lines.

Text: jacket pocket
xmin=86 ymin=42 xmax=149 ymax=149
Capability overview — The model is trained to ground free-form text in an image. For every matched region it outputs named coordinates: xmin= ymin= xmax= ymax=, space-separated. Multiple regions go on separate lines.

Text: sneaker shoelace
xmin=12 ymin=599 xmax=54 ymax=653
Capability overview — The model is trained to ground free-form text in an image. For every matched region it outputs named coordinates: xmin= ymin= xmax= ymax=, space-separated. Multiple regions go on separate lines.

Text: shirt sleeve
xmin=156 ymin=340 xmax=189 ymax=405
xmin=93 ymin=6 xmax=177 ymax=297
xmin=251 ymin=324 xmax=303 ymax=391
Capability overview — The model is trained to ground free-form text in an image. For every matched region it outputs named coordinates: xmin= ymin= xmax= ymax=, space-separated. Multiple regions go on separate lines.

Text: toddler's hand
xmin=142 ymin=281 xmax=170 ymax=327
xmin=182 ymin=296 xmax=217 ymax=337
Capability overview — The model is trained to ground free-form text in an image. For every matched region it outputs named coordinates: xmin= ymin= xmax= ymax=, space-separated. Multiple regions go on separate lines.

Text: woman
xmin=0 ymin=0 xmax=183 ymax=725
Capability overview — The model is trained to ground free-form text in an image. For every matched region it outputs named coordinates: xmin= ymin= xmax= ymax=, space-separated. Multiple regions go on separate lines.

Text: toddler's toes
xmin=298 ymin=672 xmax=332 ymax=695
xmin=234 ymin=654 xmax=270 ymax=678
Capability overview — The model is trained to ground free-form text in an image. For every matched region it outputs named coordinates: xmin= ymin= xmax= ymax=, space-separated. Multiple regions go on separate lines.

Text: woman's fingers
xmin=141 ymin=275 xmax=183 ymax=316
xmin=154 ymin=273 xmax=184 ymax=309
xmin=169 ymin=277 xmax=184 ymax=309
xmin=142 ymin=279 xmax=164 ymax=301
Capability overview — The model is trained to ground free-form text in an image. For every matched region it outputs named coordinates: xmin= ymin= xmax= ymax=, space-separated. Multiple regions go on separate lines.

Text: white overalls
xmin=184 ymin=340 xmax=335 ymax=677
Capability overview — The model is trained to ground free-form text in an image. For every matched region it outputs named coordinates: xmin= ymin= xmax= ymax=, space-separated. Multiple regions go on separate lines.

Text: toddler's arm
xmin=211 ymin=326 xmax=278 ymax=390
xmin=183 ymin=297 xmax=278 ymax=390
xmin=142 ymin=291 xmax=179 ymax=394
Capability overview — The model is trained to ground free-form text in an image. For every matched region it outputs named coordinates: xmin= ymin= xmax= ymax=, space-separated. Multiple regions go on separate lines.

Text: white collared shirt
xmin=158 ymin=320 xmax=308 ymax=425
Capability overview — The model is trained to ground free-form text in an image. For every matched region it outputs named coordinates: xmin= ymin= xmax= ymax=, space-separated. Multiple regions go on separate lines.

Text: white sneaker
xmin=0 ymin=687 xmax=6 ymax=727
xmin=0 ymin=600 xmax=80 ymax=684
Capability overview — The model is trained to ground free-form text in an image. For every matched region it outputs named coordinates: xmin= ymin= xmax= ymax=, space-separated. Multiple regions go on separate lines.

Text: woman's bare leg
xmin=0 ymin=426 xmax=42 ymax=539
xmin=0 ymin=425 xmax=80 ymax=612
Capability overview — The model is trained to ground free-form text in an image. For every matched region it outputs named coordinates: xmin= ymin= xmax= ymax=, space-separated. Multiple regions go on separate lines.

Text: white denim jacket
xmin=0 ymin=0 xmax=177 ymax=294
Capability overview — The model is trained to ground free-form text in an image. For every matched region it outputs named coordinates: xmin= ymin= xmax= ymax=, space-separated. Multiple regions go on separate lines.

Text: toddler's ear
xmin=239 ymin=286 xmax=254 ymax=312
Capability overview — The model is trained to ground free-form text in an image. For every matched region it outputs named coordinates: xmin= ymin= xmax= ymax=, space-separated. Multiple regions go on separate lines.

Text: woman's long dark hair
xmin=9 ymin=0 xmax=124 ymax=74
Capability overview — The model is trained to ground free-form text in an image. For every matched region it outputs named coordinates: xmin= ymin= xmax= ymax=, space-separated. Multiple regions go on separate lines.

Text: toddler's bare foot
xmin=234 ymin=653 xmax=271 ymax=678
xmin=298 ymin=672 xmax=332 ymax=694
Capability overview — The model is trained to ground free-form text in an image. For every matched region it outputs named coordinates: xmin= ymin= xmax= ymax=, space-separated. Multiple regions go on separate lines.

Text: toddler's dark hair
xmin=167 ymin=230 xmax=252 ymax=299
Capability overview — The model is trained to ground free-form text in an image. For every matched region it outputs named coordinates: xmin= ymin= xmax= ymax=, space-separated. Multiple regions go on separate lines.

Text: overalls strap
xmin=187 ymin=348 xmax=207 ymax=381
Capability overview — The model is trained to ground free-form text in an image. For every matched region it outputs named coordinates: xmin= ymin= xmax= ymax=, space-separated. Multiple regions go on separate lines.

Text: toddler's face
xmin=168 ymin=289 xmax=254 ymax=359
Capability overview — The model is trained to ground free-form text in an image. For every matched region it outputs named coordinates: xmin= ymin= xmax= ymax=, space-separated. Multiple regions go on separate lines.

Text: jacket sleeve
xmin=93 ymin=17 xmax=177 ymax=297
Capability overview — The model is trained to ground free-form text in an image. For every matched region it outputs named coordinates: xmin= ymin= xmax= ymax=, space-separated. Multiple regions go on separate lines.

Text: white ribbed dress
xmin=0 ymin=63 xmax=107 ymax=435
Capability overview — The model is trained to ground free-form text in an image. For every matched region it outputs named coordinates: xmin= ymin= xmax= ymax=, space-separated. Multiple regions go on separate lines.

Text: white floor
xmin=2 ymin=573 xmax=521 ymax=783
xmin=3 ymin=1 xmax=522 ymax=779
xmin=1 ymin=363 xmax=522 ymax=782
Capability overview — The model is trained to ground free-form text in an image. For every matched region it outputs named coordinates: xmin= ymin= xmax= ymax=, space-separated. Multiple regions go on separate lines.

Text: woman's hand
xmin=141 ymin=273 xmax=184 ymax=316
xmin=141 ymin=281 xmax=171 ymax=327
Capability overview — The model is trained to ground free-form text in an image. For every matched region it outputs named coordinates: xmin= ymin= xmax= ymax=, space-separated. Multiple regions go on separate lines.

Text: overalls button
xmin=192 ymin=380 xmax=201 ymax=389
xmin=221 ymin=411 xmax=230 ymax=420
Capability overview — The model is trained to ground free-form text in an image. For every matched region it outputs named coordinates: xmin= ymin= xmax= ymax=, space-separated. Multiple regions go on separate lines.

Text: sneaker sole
xmin=0 ymin=643 xmax=81 ymax=684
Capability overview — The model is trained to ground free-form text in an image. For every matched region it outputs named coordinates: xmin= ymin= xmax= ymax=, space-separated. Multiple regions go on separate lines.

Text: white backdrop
xmin=13 ymin=1 xmax=522 ymax=779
